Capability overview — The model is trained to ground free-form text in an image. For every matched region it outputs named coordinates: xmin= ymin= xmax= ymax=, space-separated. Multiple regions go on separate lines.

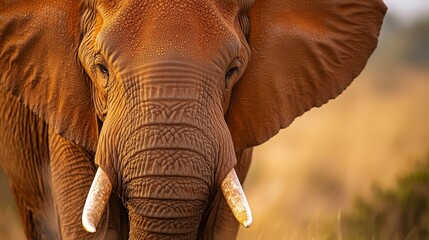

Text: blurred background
xmin=1 ymin=0 xmax=429 ymax=239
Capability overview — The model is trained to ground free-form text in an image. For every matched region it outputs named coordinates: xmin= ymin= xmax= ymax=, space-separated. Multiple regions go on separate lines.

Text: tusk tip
xmin=238 ymin=210 xmax=252 ymax=228
xmin=82 ymin=216 xmax=96 ymax=233
xmin=242 ymin=217 xmax=252 ymax=228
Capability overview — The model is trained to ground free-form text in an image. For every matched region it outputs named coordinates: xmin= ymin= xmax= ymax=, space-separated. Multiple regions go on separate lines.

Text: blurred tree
xmin=403 ymin=18 xmax=429 ymax=67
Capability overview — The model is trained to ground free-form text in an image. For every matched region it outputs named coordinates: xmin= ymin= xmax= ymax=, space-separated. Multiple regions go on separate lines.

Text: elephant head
xmin=0 ymin=0 xmax=386 ymax=238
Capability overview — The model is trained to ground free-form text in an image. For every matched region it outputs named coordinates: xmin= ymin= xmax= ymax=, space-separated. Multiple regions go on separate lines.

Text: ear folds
xmin=0 ymin=1 xmax=98 ymax=151
xmin=227 ymin=0 xmax=387 ymax=151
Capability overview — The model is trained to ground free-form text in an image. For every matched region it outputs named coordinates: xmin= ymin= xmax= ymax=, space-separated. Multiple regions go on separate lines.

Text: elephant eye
xmin=225 ymin=66 xmax=239 ymax=89
xmin=225 ymin=58 xmax=242 ymax=89
xmin=96 ymin=63 xmax=109 ymax=78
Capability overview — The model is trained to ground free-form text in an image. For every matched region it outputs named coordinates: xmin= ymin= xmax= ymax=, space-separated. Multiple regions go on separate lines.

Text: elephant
xmin=0 ymin=0 xmax=386 ymax=239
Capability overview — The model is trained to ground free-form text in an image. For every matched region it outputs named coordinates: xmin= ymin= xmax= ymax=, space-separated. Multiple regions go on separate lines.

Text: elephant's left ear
xmin=226 ymin=0 xmax=387 ymax=151
xmin=0 ymin=1 xmax=98 ymax=151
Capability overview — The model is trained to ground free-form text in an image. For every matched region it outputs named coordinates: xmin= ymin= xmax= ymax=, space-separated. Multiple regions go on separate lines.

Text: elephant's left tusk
xmin=82 ymin=168 xmax=112 ymax=233
xmin=221 ymin=168 xmax=253 ymax=228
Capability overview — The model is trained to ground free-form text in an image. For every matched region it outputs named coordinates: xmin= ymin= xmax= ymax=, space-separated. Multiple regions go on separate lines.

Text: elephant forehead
xmin=96 ymin=0 xmax=241 ymax=67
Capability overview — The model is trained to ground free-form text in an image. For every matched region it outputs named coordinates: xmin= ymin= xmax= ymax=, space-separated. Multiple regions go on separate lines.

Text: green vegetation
xmin=342 ymin=154 xmax=429 ymax=240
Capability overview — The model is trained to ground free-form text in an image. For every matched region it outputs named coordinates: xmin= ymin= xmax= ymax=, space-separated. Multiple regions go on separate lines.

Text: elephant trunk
xmin=126 ymin=174 xmax=207 ymax=239
xmin=120 ymin=123 xmax=213 ymax=238
xmin=127 ymin=212 xmax=200 ymax=239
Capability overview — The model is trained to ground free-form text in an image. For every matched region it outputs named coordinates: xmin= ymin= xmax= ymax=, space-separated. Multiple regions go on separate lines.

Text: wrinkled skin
xmin=0 ymin=0 xmax=386 ymax=239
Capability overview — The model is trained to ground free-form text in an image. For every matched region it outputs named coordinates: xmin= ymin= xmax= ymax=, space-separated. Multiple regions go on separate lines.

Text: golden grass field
xmin=1 ymin=12 xmax=428 ymax=240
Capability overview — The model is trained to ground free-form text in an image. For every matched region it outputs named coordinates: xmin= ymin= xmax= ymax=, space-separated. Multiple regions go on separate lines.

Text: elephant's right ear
xmin=0 ymin=1 xmax=98 ymax=151
xmin=226 ymin=0 xmax=387 ymax=151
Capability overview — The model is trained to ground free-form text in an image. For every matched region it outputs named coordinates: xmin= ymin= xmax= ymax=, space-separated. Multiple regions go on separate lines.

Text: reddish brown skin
xmin=0 ymin=0 xmax=386 ymax=239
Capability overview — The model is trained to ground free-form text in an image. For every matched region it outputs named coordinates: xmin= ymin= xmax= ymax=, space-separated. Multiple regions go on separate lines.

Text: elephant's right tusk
xmin=221 ymin=168 xmax=253 ymax=228
xmin=82 ymin=168 xmax=112 ymax=233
